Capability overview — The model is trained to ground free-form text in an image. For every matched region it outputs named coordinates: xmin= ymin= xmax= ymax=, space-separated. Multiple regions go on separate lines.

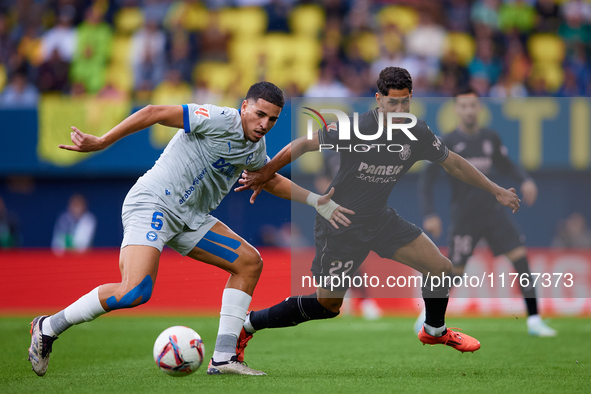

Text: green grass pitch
xmin=1 ymin=315 xmax=589 ymax=393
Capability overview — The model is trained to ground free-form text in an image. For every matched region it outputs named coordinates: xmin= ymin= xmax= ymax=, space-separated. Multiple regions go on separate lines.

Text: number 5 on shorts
xmin=151 ymin=212 xmax=164 ymax=230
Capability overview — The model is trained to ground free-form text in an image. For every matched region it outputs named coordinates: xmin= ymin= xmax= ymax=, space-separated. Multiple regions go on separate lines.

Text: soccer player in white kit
xmin=27 ymin=82 xmax=353 ymax=376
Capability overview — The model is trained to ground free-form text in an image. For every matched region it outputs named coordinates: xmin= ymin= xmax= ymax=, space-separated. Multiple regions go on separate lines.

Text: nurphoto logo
xmin=303 ymin=107 xmax=419 ymax=152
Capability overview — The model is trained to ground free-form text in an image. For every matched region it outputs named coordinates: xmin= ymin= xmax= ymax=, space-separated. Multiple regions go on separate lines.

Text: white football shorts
xmin=121 ymin=183 xmax=218 ymax=256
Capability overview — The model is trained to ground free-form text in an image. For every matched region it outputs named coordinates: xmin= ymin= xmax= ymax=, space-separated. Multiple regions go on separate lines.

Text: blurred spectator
xmin=0 ymin=71 xmax=39 ymax=107
xmin=471 ymin=0 xmax=500 ymax=31
xmin=143 ymin=0 xmax=172 ymax=26
xmin=552 ymin=212 xmax=591 ymax=249
xmin=52 ymin=193 xmax=96 ymax=255
xmin=405 ymin=11 xmax=446 ymax=60
xmin=498 ymin=0 xmax=536 ymax=37
xmin=198 ymin=12 xmax=230 ymax=62
xmin=70 ymin=7 xmax=113 ymax=94
xmin=37 ymin=48 xmax=70 ymax=93
xmin=167 ymin=29 xmax=194 ymax=83
xmin=265 ymin=0 xmax=290 ymax=32
xmin=41 ymin=6 xmax=77 ymax=62
xmin=0 ymin=14 xmax=14 ymax=67
xmin=131 ymin=18 xmax=166 ymax=91
xmin=489 ymin=73 xmax=528 ymax=98
xmin=535 ymin=0 xmax=561 ymax=33
xmin=559 ymin=1 xmax=591 ymax=54
xmin=468 ymin=38 xmax=502 ymax=85
xmin=304 ymin=64 xmax=350 ymax=97
xmin=0 ymin=196 xmax=20 ymax=248
xmin=260 ymin=223 xmax=308 ymax=248
xmin=445 ymin=0 xmax=471 ymax=32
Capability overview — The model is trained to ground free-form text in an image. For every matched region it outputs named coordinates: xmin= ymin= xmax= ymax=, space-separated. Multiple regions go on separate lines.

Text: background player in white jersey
xmin=235 ymin=68 xmax=521 ymax=362
xmin=27 ymin=82 xmax=354 ymax=377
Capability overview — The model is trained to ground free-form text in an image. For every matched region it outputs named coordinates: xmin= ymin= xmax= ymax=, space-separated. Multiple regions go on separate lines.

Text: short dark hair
xmin=376 ymin=67 xmax=413 ymax=96
xmin=246 ymin=82 xmax=285 ymax=108
xmin=454 ymin=87 xmax=479 ymax=98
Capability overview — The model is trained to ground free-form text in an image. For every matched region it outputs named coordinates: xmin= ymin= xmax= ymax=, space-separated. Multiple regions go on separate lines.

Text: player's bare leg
xmin=392 ymin=233 xmax=480 ymax=352
xmin=29 ymin=245 xmax=161 ymax=376
xmin=185 ymin=222 xmax=265 ymax=375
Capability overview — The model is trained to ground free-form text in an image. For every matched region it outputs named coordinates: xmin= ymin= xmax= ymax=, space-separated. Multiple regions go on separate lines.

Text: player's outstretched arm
xmin=59 ymin=105 xmax=184 ymax=152
xmin=234 ymin=131 xmax=321 ymax=198
xmin=440 ymin=151 xmax=521 ymax=213
xmin=261 ymin=173 xmax=354 ymax=229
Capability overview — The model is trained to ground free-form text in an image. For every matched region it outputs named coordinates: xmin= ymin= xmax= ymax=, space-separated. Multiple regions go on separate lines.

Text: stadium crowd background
xmin=0 ymin=0 xmax=590 ymax=107
xmin=0 ymin=0 xmax=590 ymax=251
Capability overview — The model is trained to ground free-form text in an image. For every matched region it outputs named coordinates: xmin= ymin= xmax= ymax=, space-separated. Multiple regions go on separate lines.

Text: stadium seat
xmin=219 ymin=7 xmax=268 ymax=37
xmin=444 ymin=32 xmax=476 ymax=66
xmin=289 ymin=4 xmax=326 ymax=38
xmin=291 ymin=36 xmax=323 ymax=67
xmin=114 ymin=7 xmax=144 ymax=35
xmin=193 ymin=61 xmax=236 ymax=94
xmin=377 ymin=5 xmax=419 ymax=33
xmin=353 ymin=32 xmax=381 ymax=63
xmin=0 ymin=64 xmax=6 ymax=92
xmin=111 ymin=35 xmax=132 ymax=66
xmin=528 ymin=34 xmax=565 ymax=64
xmin=530 ymin=62 xmax=564 ymax=92
xmin=164 ymin=1 xmax=208 ymax=32
xmin=106 ymin=63 xmax=133 ymax=93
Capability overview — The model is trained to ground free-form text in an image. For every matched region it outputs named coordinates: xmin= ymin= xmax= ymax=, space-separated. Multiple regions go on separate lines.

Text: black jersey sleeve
xmin=491 ymin=131 xmax=529 ymax=183
xmin=418 ymin=161 xmax=442 ymax=218
xmin=317 ymin=121 xmax=340 ymax=150
xmin=416 ymin=123 xmax=449 ymax=163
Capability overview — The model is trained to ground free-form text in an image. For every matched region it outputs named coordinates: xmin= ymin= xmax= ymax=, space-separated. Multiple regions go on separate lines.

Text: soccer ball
xmin=153 ymin=326 xmax=205 ymax=377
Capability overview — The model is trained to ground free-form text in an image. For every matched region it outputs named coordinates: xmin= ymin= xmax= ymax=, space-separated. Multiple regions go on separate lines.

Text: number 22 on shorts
xmin=151 ymin=212 xmax=164 ymax=230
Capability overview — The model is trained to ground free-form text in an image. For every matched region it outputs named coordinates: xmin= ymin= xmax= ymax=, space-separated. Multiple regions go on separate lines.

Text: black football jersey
xmin=316 ymin=108 xmax=449 ymax=235
xmin=419 ymin=128 xmax=529 ymax=221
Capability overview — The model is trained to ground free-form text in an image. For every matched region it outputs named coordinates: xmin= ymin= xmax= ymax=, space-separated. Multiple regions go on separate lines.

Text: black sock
xmin=249 ymin=294 xmax=339 ymax=330
xmin=422 ymin=274 xmax=450 ymax=328
xmin=512 ymin=256 xmax=538 ymax=316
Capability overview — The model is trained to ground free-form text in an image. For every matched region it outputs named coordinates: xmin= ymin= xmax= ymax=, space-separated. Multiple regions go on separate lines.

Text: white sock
xmin=527 ymin=314 xmax=542 ymax=326
xmin=243 ymin=312 xmax=256 ymax=333
xmin=43 ymin=287 xmax=106 ymax=337
xmin=212 ymin=288 xmax=251 ymax=362
xmin=424 ymin=322 xmax=447 ymax=337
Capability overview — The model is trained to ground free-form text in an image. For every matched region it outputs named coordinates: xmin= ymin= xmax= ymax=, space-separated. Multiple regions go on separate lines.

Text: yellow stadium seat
xmin=0 ymin=64 xmax=6 ymax=92
xmin=291 ymin=36 xmax=323 ymax=66
xmin=106 ymin=63 xmax=133 ymax=93
xmin=228 ymin=37 xmax=263 ymax=67
xmin=111 ymin=35 xmax=132 ymax=66
xmin=287 ymin=64 xmax=319 ymax=92
xmin=354 ymin=32 xmax=380 ymax=63
xmin=164 ymin=1 xmax=208 ymax=32
xmin=289 ymin=4 xmax=326 ymax=38
xmin=530 ymin=62 xmax=565 ymax=92
xmin=219 ymin=7 xmax=268 ymax=37
xmin=528 ymin=34 xmax=565 ymax=64
xmin=444 ymin=32 xmax=476 ymax=66
xmin=264 ymin=33 xmax=294 ymax=67
xmin=193 ymin=61 xmax=236 ymax=93
xmin=377 ymin=5 xmax=419 ymax=33
xmin=114 ymin=7 xmax=144 ymax=35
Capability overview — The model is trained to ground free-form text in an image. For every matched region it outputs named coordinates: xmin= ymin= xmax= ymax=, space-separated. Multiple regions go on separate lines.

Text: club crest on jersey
xmin=195 ymin=107 xmax=210 ymax=118
xmin=399 ymin=144 xmax=411 ymax=160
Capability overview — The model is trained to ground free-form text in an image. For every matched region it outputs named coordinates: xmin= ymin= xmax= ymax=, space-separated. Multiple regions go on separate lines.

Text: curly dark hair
xmin=376 ymin=67 xmax=413 ymax=96
xmin=245 ymin=81 xmax=285 ymax=108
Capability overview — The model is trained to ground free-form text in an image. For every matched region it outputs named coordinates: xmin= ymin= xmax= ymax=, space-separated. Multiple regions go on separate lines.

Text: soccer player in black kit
xmin=234 ymin=67 xmax=521 ymax=363
xmin=416 ymin=89 xmax=556 ymax=337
